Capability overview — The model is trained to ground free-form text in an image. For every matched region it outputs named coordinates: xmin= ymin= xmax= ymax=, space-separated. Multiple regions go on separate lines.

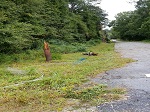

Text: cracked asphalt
xmin=93 ymin=42 xmax=150 ymax=112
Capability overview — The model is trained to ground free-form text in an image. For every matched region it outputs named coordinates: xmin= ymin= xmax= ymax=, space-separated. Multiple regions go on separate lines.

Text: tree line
xmin=110 ymin=0 xmax=150 ymax=41
xmin=0 ymin=0 xmax=107 ymax=54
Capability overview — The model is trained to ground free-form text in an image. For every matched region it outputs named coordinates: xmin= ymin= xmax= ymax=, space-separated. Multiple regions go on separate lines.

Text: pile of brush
xmin=82 ymin=51 xmax=98 ymax=56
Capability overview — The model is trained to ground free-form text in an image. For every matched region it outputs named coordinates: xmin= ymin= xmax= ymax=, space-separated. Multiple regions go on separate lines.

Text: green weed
xmin=0 ymin=43 xmax=133 ymax=111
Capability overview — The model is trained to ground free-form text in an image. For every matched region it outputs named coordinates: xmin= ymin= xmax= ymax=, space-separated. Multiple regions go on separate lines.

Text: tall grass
xmin=0 ymin=39 xmax=101 ymax=64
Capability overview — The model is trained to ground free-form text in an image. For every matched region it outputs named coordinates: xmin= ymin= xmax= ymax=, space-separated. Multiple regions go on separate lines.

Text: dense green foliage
xmin=0 ymin=0 xmax=107 ymax=53
xmin=110 ymin=0 xmax=150 ymax=41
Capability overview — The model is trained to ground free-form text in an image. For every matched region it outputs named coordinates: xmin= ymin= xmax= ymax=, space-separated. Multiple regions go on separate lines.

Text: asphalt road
xmin=93 ymin=42 xmax=150 ymax=112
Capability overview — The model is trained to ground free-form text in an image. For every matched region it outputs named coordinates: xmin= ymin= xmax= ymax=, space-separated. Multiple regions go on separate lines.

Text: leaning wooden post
xmin=43 ymin=41 xmax=52 ymax=62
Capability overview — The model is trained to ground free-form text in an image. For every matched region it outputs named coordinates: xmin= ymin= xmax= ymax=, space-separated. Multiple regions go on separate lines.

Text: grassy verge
xmin=0 ymin=43 xmax=133 ymax=111
xmin=142 ymin=39 xmax=150 ymax=43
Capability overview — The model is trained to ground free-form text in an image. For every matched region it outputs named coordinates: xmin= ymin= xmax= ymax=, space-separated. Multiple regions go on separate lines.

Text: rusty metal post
xmin=43 ymin=41 xmax=52 ymax=62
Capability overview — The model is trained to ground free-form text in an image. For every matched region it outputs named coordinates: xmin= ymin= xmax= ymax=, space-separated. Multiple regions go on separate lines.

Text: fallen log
xmin=82 ymin=51 xmax=98 ymax=56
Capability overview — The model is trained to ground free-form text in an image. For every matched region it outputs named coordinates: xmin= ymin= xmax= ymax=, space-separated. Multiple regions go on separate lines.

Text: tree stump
xmin=44 ymin=41 xmax=52 ymax=62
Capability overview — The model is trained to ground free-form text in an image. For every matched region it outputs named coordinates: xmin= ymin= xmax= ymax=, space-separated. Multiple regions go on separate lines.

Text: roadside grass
xmin=0 ymin=43 xmax=133 ymax=111
xmin=142 ymin=39 xmax=150 ymax=43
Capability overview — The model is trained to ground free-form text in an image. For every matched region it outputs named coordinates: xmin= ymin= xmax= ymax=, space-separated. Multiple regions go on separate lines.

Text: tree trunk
xmin=44 ymin=41 xmax=52 ymax=62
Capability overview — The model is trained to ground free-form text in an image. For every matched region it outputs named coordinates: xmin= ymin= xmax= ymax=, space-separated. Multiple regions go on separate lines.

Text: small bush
xmin=51 ymin=43 xmax=87 ymax=54
xmin=86 ymin=39 xmax=101 ymax=46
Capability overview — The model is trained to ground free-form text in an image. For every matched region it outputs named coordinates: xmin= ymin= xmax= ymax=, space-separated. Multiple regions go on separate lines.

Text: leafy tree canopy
xmin=110 ymin=0 xmax=150 ymax=41
xmin=0 ymin=0 xmax=107 ymax=53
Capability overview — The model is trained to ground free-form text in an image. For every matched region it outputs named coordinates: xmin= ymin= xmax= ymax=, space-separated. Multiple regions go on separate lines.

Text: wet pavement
xmin=94 ymin=42 xmax=150 ymax=112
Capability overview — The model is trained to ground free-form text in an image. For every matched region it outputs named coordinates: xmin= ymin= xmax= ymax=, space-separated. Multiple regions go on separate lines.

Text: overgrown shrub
xmin=0 ymin=50 xmax=61 ymax=64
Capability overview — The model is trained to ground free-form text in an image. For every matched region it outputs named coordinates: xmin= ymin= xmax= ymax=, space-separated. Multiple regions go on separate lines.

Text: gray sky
xmin=100 ymin=0 xmax=137 ymax=20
